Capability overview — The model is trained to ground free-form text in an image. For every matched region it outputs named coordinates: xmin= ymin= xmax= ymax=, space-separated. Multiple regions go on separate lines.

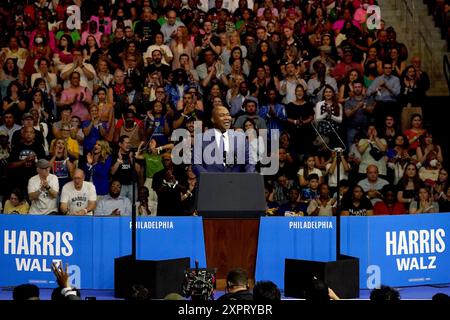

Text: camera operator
xmin=217 ymin=268 xmax=253 ymax=301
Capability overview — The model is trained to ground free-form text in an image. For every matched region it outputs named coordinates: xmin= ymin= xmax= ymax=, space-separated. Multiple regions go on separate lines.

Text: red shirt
xmin=373 ymin=201 xmax=407 ymax=215
xmin=115 ymin=117 xmax=143 ymax=130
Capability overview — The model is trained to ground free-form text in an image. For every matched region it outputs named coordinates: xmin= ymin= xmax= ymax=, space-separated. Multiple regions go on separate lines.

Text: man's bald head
xmin=73 ymin=169 xmax=85 ymax=189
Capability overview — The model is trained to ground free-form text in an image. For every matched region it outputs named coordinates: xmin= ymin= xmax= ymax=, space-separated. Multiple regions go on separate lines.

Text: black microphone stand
xmin=311 ymin=121 xmax=346 ymax=259
xmin=131 ymin=154 xmax=137 ymax=260
xmin=334 ymin=147 xmax=344 ymax=259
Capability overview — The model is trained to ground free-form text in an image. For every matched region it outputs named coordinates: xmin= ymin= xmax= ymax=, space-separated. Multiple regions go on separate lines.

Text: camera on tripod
xmin=182 ymin=261 xmax=216 ymax=301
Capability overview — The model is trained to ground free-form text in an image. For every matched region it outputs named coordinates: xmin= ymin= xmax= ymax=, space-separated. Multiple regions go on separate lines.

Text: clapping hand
xmin=184 ymin=102 xmax=195 ymax=114
xmin=87 ymin=152 xmax=94 ymax=165
xmin=40 ymin=179 xmax=49 ymax=191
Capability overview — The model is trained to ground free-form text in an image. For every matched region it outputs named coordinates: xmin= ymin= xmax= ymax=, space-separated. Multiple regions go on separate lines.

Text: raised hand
xmin=87 ymin=152 xmax=94 ymax=165
xmin=51 ymin=261 xmax=70 ymax=288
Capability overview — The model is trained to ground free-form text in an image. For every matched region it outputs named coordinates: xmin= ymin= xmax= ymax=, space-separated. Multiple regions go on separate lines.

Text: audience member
xmin=60 ymin=169 xmax=97 ymax=215
xmin=28 ymin=159 xmax=59 ymax=215
xmin=370 ymin=285 xmax=401 ymax=301
xmin=12 ymin=284 xmax=40 ymax=301
xmin=217 ymin=268 xmax=253 ymax=301
xmin=253 ymin=280 xmax=281 ymax=302
xmin=95 ymin=180 xmax=132 ymax=216
xmin=373 ymin=185 xmax=407 ymax=215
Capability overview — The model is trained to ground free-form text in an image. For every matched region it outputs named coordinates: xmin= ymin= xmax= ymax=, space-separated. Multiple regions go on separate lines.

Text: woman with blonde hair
xmin=226 ymin=74 xmax=246 ymax=106
xmin=94 ymin=57 xmax=113 ymax=92
xmin=221 ymin=31 xmax=248 ymax=60
xmin=49 ymin=137 xmax=75 ymax=191
xmin=170 ymin=26 xmax=195 ymax=70
xmin=85 ymin=139 xmax=113 ymax=197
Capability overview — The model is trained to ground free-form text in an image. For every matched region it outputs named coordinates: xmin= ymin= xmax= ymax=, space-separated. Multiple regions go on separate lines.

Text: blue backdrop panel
xmin=255 ymin=217 xmax=336 ymax=289
xmin=366 ymin=214 xmax=450 ymax=288
xmin=135 ymin=217 xmax=207 ymax=268
xmin=340 ymin=217 xmax=370 ymax=288
xmin=0 ymin=215 xmax=94 ymax=289
xmin=92 ymin=217 xmax=131 ymax=289
xmin=1 ymin=216 xmax=206 ymax=290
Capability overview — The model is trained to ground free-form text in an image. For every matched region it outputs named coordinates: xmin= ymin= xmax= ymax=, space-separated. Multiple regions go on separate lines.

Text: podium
xmin=196 ymin=173 xmax=265 ymax=289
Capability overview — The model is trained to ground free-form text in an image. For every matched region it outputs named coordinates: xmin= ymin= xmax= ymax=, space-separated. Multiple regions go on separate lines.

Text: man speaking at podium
xmin=193 ymin=106 xmax=256 ymax=175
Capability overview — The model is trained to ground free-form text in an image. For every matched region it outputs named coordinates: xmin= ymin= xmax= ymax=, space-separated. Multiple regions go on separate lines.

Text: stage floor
xmin=1 ymin=284 xmax=450 ymax=300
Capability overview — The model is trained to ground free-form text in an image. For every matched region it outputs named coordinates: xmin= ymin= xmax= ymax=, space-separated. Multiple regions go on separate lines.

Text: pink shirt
xmin=332 ymin=19 xmax=361 ymax=31
xmin=61 ymin=86 xmax=92 ymax=121
xmin=90 ymin=16 xmax=112 ymax=35
xmin=80 ymin=32 xmax=102 ymax=47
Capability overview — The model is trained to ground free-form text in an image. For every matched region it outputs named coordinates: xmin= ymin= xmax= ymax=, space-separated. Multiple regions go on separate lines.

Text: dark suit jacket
xmin=193 ymin=129 xmax=256 ymax=176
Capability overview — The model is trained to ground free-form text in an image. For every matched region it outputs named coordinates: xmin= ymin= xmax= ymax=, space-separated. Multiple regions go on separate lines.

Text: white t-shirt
xmin=325 ymin=162 xmax=350 ymax=187
xmin=60 ymin=181 xmax=97 ymax=215
xmin=61 ymin=63 xmax=97 ymax=92
xmin=28 ymin=174 xmax=59 ymax=215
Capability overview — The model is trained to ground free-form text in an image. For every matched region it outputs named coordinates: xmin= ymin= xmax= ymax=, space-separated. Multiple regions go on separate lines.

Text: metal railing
xmin=381 ymin=0 xmax=445 ymax=89
xmin=444 ymin=53 xmax=450 ymax=93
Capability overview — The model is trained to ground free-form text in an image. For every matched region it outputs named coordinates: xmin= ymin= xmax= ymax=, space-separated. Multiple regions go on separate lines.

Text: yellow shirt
xmin=4 ymin=200 xmax=30 ymax=214
xmin=50 ymin=137 xmax=79 ymax=159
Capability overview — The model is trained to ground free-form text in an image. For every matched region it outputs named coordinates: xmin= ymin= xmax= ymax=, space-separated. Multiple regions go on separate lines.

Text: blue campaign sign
xmin=340 ymin=217 xmax=370 ymax=288
xmin=92 ymin=217 xmax=131 ymax=289
xmin=0 ymin=215 xmax=207 ymax=290
xmin=255 ymin=217 xmax=336 ymax=289
xmin=135 ymin=217 xmax=207 ymax=266
xmin=92 ymin=216 xmax=207 ymax=289
xmin=341 ymin=213 xmax=450 ymax=289
xmin=0 ymin=215 xmax=94 ymax=289
xmin=366 ymin=213 xmax=450 ymax=288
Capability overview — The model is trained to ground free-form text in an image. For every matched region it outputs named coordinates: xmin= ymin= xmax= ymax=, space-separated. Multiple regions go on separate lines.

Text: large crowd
xmin=0 ymin=0 xmax=448 ymax=217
